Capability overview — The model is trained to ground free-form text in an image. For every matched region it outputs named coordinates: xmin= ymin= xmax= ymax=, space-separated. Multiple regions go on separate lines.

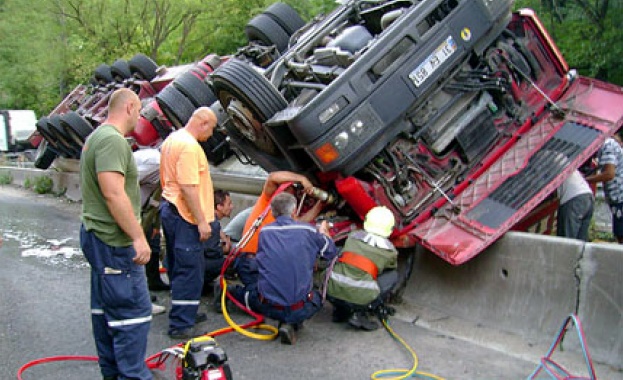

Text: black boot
xmin=348 ymin=311 xmax=379 ymax=331
xmin=146 ymin=249 xmax=169 ymax=291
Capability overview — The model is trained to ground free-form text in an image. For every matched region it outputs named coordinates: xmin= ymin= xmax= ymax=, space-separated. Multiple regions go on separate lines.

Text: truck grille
xmin=468 ymin=122 xmax=599 ymax=229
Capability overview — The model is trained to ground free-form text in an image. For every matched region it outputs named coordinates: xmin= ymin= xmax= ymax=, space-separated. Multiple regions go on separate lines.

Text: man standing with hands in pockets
xmin=160 ymin=107 xmax=218 ymax=339
xmin=80 ymin=88 xmax=153 ymax=380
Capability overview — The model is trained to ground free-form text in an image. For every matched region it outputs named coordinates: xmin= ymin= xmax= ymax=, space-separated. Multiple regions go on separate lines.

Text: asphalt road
xmin=0 ymin=185 xmax=597 ymax=380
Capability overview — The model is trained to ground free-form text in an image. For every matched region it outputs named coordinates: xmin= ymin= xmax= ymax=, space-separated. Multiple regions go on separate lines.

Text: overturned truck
xmin=209 ymin=0 xmax=623 ymax=270
xmin=33 ymin=0 xmax=623 ymax=279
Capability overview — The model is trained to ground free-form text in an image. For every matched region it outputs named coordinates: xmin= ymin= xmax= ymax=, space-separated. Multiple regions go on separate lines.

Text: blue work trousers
xmin=234 ymin=254 xmax=258 ymax=290
xmin=160 ymin=201 xmax=206 ymax=333
xmin=80 ymin=225 xmax=153 ymax=380
xmin=231 ymin=286 xmax=322 ymax=325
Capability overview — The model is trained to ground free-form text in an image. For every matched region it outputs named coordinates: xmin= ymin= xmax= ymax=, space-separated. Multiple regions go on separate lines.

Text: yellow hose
xmin=219 ymin=278 xmax=278 ymax=340
xmin=371 ymin=319 xmax=445 ymax=380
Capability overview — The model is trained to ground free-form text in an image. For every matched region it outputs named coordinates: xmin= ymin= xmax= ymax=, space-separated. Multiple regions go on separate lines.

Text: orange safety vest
xmin=338 ymin=251 xmax=378 ymax=279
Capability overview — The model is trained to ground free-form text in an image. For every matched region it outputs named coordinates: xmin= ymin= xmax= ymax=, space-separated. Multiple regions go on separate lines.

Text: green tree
xmin=515 ymin=0 xmax=623 ymax=85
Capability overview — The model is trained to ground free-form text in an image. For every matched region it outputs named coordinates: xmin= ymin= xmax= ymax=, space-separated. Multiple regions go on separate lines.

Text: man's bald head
xmin=105 ymin=88 xmax=142 ymax=134
xmin=186 ymin=107 xmax=217 ymax=142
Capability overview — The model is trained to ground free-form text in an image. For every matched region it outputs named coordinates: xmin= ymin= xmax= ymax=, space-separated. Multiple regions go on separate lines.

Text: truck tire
xmin=36 ymin=116 xmax=55 ymax=143
xmin=47 ymin=115 xmax=79 ymax=158
xmin=34 ymin=140 xmax=58 ymax=170
xmin=172 ymin=71 xmax=217 ymax=108
xmin=245 ymin=13 xmax=291 ymax=53
xmin=61 ymin=112 xmax=94 ymax=146
xmin=93 ymin=64 xmax=114 ymax=85
xmin=263 ymin=2 xmax=305 ymax=35
xmin=211 ymin=58 xmax=287 ymax=156
xmin=129 ymin=54 xmax=159 ymax=81
xmin=110 ymin=59 xmax=132 ymax=81
xmin=155 ymin=85 xmax=196 ymax=129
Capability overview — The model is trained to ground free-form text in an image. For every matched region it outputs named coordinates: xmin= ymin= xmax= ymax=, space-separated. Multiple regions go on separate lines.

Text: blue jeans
xmin=557 ymin=193 xmax=593 ymax=241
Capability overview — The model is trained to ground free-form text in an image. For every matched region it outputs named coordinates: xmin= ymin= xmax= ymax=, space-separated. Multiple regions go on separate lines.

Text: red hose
xmin=17 ymin=355 xmax=98 ymax=380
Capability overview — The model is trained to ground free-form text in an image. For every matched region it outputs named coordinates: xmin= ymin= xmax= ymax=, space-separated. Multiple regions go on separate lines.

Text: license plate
xmin=409 ymin=36 xmax=457 ymax=87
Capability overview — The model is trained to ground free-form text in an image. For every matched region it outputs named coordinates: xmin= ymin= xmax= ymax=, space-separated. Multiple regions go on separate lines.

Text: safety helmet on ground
xmin=363 ymin=206 xmax=395 ymax=238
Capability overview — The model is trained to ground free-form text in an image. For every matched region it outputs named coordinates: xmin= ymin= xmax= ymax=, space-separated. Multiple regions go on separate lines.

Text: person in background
xmin=222 ymin=206 xmax=253 ymax=245
xmin=230 ymin=192 xmax=338 ymax=345
xmin=159 ymin=107 xmax=217 ymax=340
xmin=556 ymin=170 xmax=594 ymax=241
xmin=233 ymin=171 xmax=323 ymax=289
xmin=586 ymin=136 xmax=623 ymax=243
xmin=326 ymin=206 xmax=398 ymax=331
xmin=133 ymin=148 xmax=168 ymax=317
xmin=204 ymin=189 xmax=233 ymax=305
xmin=79 ymin=88 xmax=153 ymax=380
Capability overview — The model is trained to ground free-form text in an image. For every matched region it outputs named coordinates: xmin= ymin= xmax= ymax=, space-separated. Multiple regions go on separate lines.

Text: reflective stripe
xmin=330 ymin=272 xmax=379 ymax=291
xmin=108 ymin=315 xmax=152 ymax=327
xmin=171 ymin=299 xmax=201 ymax=306
xmin=339 ymin=251 xmax=378 ymax=279
xmin=244 ymin=291 xmax=251 ymax=310
xmin=92 ymin=309 xmax=104 ymax=315
xmin=262 ymin=224 xmax=317 ymax=233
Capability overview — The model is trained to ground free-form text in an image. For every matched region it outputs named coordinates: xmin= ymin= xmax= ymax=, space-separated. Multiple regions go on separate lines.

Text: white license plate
xmin=409 ymin=36 xmax=457 ymax=87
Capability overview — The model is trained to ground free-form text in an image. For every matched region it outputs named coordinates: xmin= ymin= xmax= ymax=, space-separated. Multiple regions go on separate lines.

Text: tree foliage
xmin=0 ymin=0 xmax=620 ymax=117
xmin=515 ymin=0 xmax=623 ymax=84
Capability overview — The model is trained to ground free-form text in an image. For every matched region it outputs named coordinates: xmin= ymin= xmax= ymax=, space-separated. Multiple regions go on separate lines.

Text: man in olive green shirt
xmin=79 ymin=88 xmax=153 ymax=380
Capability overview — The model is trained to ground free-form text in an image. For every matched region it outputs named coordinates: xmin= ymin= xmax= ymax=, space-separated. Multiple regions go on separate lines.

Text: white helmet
xmin=363 ymin=206 xmax=395 ymax=238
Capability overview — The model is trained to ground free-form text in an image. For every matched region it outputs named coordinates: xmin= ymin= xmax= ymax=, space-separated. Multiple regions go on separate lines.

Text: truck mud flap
xmin=411 ymin=77 xmax=623 ymax=265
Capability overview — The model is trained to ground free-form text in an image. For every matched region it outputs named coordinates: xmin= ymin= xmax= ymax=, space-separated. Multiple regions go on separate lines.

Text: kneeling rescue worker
xmin=230 ymin=192 xmax=338 ymax=345
xmin=326 ymin=206 xmax=398 ymax=331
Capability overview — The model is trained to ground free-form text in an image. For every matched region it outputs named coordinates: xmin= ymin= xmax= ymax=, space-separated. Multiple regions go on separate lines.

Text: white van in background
xmin=0 ymin=110 xmax=37 ymax=152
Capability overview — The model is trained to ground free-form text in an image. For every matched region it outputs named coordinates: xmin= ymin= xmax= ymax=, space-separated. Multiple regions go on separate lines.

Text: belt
xmin=258 ymin=293 xmax=310 ymax=311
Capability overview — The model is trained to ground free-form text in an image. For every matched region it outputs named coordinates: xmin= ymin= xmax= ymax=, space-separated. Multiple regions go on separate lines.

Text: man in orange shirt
xmin=233 ymin=171 xmax=323 ymax=289
xmin=159 ymin=107 xmax=217 ymax=339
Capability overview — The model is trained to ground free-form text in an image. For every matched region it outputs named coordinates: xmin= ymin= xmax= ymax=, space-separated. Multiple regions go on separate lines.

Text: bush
xmin=32 ymin=175 xmax=53 ymax=194
xmin=0 ymin=172 xmax=13 ymax=185
xmin=23 ymin=177 xmax=33 ymax=189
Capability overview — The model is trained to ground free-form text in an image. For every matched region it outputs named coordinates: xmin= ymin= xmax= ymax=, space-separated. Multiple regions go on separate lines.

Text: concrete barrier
xmin=578 ymin=243 xmax=623 ymax=366
xmin=403 ymin=231 xmax=623 ymax=368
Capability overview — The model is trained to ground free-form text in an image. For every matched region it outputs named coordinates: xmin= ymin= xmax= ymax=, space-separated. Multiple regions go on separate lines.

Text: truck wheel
xmin=211 ymin=58 xmax=287 ymax=156
xmin=93 ymin=64 xmax=114 ymax=85
xmin=389 ymin=247 xmax=416 ymax=303
xmin=61 ymin=112 xmax=94 ymax=146
xmin=155 ymin=85 xmax=196 ymax=129
xmin=36 ymin=116 xmax=55 ymax=143
xmin=110 ymin=59 xmax=132 ymax=81
xmin=129 ymin=53 xmax=159 ymax=81
xmin=34 ymin=140 xmax=58 ymax=170
xmin=172 ymin=71 xmax=217 ymax=108
xmin=263 ymin=2 xmax=305 ymax=35
xmin=47 ymin=115 xmax=79 ymax=158
xmin=245 ymin=13 xmax=291 ymax=53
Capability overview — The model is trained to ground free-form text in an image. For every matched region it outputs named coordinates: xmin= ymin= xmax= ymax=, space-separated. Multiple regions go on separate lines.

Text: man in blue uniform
xmin=230 ymin=192 xmax=337 ymax=345
xmin=80 ymin=88 xmax=153 ymax=380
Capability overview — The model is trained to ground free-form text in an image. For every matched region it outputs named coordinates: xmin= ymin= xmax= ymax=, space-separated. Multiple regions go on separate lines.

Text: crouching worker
xmin=230 ymin=192 xmax=337 ymax=345
xmin=326 ymin=206 xmax=398 ymax=331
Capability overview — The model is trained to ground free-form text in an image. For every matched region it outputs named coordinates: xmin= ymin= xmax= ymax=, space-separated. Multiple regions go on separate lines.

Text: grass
xmin=32 ymin=175 xmax=53 ymax=194
xmin=0 ymin=171 xmax=13 ymax=185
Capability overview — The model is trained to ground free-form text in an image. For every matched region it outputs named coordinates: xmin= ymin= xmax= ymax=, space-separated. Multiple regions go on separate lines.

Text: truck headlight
xmin=334 ymin=131 xmax=349 ymax=150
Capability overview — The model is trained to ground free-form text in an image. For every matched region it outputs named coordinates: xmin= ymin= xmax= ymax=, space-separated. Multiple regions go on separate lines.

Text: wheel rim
xmin=226 ymin=98 xmax=277 ymax=155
